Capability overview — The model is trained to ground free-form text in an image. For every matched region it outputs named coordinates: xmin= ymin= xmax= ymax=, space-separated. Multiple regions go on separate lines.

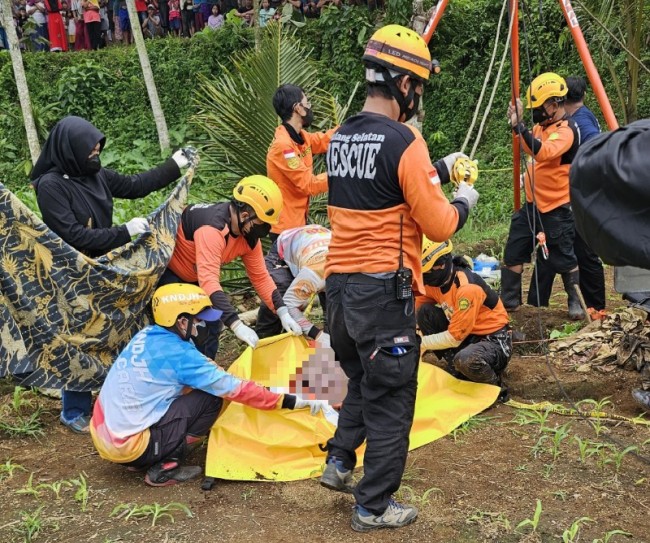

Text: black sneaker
xmin=144 ymin=460 xmax=202 ymax=487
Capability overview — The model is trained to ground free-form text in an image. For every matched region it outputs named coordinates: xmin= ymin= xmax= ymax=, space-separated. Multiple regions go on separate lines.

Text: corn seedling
xmin=591 ymin=529 xmax=633 ymax=542
xmin=512 ymin=408 xmax=551 ymax=431
xmin=542 ymin=422 xmax=572 ymax=461
xmin=553 ymin=489 xmax=568 ymax=501
xmin=16 ymin=473 xmax=41 ymax=498
xmin=395 ymin=484 xmax=442 ymax=506
xmin=577 ymin=397 xmax=613 ymax=437
xmin=110 ymin=502 xmax=193 ymax=527
xmin=605 ymin=446 xmax=638 ymax=473
xmin=36 ymin=479 xmax=72 ymax=500
xmin=574 ymin=436 xmax=602 ymax=464
xmin=241 ymin=488 xmax=255 ymax=501
xmin=12 ymin=506 xmax=44 ymax=543
xmin=70 ymin=472 xmax=89 ymax=512
xmin=516 ymin=499 xmax=543 ymax=534
xmin=0 ymin=409 xmax=45 ymax=438
xmin=401 ymin=459 xmax=427 ymax=482
xmin=515 ymin=464 xmax=529 ymax=472
xmin=0 ymin=459 xmax=27 ymax=480
xmin=595 ymin=444 xmax=618 ymax=470
xmin=562 ymin=516 xmax=593 ymax=542
xmin=541 ymin=463 xmax=554 ymax=479
xmin=451 ymin=415 xmax=498 ymax=442
xmin=466 ymin=510 xmax=511 ymax=531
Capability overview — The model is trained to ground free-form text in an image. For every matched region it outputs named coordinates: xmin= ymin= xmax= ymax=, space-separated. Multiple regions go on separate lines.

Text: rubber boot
xmin=561 ymin=270 xmax=586 ymax=321
xmin=500 ymin=267 xmax=522 ymax=312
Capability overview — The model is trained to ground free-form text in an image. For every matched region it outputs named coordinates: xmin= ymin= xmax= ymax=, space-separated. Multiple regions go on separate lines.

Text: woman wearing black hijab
xmin=31 ymin=115 xmax=190 ymax=433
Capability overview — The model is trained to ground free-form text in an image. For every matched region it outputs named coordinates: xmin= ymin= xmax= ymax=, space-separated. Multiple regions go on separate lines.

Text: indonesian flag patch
xmin=284 ymin=149 xmax=300 ymax=169
xmin=429 ymin=170 xmax=441 ymax=186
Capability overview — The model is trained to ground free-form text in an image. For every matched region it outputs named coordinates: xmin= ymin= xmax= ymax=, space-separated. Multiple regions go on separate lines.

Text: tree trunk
xmin=126 ymin=0 xmax=170 ymax=153
xmin=0 ymin=0 xmax=41 ymax=165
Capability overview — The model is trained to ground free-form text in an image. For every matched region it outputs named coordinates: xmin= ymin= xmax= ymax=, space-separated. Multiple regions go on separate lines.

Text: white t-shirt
xmin=28 ymin=2 xmax=47 ymax=25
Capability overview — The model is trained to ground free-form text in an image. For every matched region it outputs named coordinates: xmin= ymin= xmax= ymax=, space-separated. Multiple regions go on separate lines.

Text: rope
xmin=469 ymin=3 xmax=516 ymax=159
xmin=460 ymin=0 xmax=508 ymax=156
xmin=506 ymin=399 xmax=650 ymax=427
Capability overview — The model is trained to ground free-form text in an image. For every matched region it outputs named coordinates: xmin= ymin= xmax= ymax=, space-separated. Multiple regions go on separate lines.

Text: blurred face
xmin=261 ymin=0 xmax=268 ymax=8
xmin=212 ymin=4 xmax=218 ymax=13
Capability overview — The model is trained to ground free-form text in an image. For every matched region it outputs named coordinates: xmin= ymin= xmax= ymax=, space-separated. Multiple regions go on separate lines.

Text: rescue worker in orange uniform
xmin=503 ymin=72 xmax=583 ymax=320
xmin=160 ymin=176 xmax=302 ymax=359
xmin=266 ymin=84 xmax=336 ymax=239
xmin=417 ymin=238 xmax=511 ymax=393
xmin=319 ymin=25 xmax=479 ymax=532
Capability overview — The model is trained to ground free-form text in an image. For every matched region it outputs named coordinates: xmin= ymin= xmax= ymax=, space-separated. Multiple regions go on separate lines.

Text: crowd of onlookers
xmin=0 ymin=0 xmax=382 ymax=52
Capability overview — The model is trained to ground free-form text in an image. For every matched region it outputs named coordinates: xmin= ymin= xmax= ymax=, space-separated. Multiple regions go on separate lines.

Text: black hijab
xmin=31 ymin=116 xmax=106 ymax=182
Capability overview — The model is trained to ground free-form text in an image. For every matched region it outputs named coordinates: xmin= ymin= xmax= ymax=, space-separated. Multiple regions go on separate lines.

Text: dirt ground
xmin=1 ymin=270 xmax=649 ymax=543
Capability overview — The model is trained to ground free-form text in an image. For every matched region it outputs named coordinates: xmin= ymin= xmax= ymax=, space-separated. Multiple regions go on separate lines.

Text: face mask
xmin=83 ymin=154 xmax=102 ymax=175
xmin=245 ymin=222 xmax=271 ymax=246
xmin=532 ymin=106 xmax=551 ymax=124
xmin=301 ymin=108 xmax=314 ymax=128
xmin=423 ymin=256 xmax=453 ymax=287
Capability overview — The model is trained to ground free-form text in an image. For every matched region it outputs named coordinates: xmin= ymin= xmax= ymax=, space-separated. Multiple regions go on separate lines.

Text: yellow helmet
xmin=363 ymin=24 xmax=433 ymax=82
xmin=525 ymin=72 xmax=568 ymax=108
xmin=151 ymin=283 xmax=222 ymax=327
xmin=421 ymin=237 xmax=453 ymax=273
xmin=233 ymin=175 xmax=283 ymax=225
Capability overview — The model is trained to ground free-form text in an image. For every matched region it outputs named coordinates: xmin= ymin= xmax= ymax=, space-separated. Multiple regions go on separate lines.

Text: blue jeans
xmin=61 ymin=390 xmax=92 ymax=423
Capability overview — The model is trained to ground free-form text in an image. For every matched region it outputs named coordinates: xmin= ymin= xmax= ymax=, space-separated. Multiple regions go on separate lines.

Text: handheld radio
xmin=395 ymin=215 xmax=413 ymax=300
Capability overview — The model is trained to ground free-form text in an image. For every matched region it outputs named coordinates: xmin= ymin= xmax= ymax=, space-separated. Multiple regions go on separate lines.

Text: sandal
xmin=60 ymin=414 xmax=91 ymax=434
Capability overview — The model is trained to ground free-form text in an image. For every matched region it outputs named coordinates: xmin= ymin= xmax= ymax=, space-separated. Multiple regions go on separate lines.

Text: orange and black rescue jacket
xmin=415 ymin=268 xmax=509 ymax=342
xmin=520 ymin=117 xmax=580 ymax=213
xmin=325 ymin=111 xmax=468 ymax=295
xmin=167 ymin=202 xmax=281 ymax=326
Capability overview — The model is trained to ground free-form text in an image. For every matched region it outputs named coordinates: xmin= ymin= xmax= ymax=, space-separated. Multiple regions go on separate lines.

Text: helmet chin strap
xmin=381 ymin=69 xmax=415 ymax=120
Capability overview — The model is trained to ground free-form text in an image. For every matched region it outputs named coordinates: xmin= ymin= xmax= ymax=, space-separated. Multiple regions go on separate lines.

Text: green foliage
xmin=56 ymin=60 xmax=116 ymax=120
xmin=70 ymin=472 xmax=90 ymax=512
xmin=516 ymin=499 xmax=543 ymax=533
xmin=111 ymin=502 xmax=193 ymax=526
xmin=549 ymin=322 xmax=583 ymax=339
xmin=562 ymin=517 xmax=593 ymax=543
xmin=0 ymin=459 xmax=27 ymax=481
xmin=13 ymin=506 xmax=45 ymax=543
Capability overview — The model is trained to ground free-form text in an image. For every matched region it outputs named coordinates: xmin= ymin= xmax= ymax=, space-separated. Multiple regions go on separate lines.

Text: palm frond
xmin=192 ymin=22 xmax=347 ymax=189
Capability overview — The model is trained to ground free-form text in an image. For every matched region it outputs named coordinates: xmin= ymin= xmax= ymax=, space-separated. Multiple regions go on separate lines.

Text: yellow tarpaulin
xmin=206 ymin=334 xmax=499 ymax=481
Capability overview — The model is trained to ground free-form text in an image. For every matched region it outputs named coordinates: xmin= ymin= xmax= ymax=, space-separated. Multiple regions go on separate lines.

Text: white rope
xmin=461 ymin=0 xmax=509 ymax=155
xmin=469 ymin=0 xmax=517 ymax=159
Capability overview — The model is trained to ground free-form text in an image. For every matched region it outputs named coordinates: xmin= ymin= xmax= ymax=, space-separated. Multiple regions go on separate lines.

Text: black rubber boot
xmin=500 ymin=267 xmax=522 ymax=312
xmin=145 ymin=460 xmax=202 ymax=487
xmin=561 ymin=270 xmax=586 ymax=321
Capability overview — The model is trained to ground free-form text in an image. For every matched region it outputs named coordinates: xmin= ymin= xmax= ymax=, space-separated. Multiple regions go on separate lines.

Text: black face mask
xmin=532 ymin=106 xmax=551 ymax=125
xmin=247 ymin=222 xmax=271 ymax=241
xmin=83 ymin=154 xmax=102 ymax=175
xmin=423 ymin=256 xmax=453 ymax=287
xmin=301 ymin=108 xmax=314 ymax=128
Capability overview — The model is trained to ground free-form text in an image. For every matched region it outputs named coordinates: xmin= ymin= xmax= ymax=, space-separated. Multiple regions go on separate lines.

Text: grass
xmin=0 ymin=459 xmax=27 ymax=481
xmin=466 ymin=510 xmax=511 ymax=531
xmin=450 ymin=415 xmax=499 ymax=442
xmin=70 ymin=472 xmax=90 ymax=512
xmin=110 ymin=502 xmax=193 ymax=527
xmin=13 ymin=506 xmax=45 ymax=543
xmin=0 ymin=408 xmax=45 ymax=438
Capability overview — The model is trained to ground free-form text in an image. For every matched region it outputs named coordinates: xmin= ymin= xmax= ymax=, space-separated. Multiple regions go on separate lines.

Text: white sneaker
xmin=351 ymin=499 xmax=418 ymax=532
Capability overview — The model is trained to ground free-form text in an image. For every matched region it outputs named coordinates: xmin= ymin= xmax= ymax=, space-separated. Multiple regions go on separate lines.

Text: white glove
xmin=277 ymin=306 xmax=302 ymax=336
xmin=294 ymin=398 xmax=329 ymax=415
xmin=125 ymin=217 xmax=150 ymax=236
xmin=316 ymin=331 xmax=331 ymax=349
xmin=172 ymin=149 xmax=190 ymax=169
xmin=230 ymin=320 xmax=259 ymax=348
xmin=453 ymin=181 xmax=480 ymax=210
xmin=440 ymin=151 xmax=468 ymax=175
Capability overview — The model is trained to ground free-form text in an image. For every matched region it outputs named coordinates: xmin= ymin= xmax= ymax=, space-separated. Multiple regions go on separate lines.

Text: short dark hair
xmin=366 ymin=82 xmax=394 ymax=100
xmin=566 ymin=76 xmax=587 ymax=104
xmin=272 ymin=84 xmax=305 ymax=122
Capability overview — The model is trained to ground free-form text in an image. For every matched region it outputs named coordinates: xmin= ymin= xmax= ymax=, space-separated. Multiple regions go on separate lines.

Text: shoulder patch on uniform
xmin=292 ymin=279 xmax=313 ymax=300
xmin=458 ymin=298 xmax=471 ymax=311
xmin=548 ymin=132 xmax=560 ymax=141
xmin=429 ymin=170 xmax=440 ymax=186
xmin=284 ymin=149 xmax=299 ymax=169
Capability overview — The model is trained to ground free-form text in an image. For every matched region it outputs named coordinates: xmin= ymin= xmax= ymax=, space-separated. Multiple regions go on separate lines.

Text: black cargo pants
xmin=325 ymin=273 xmax=419 ymax=515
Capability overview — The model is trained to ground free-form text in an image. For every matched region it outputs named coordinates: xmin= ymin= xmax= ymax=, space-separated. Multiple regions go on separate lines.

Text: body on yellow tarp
xmin=206 ymin=334 xmax=499 ymax=481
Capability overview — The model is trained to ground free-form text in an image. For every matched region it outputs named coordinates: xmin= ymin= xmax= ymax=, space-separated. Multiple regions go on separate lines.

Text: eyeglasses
xmin=294 ymin=100 xmax=311 ymax=110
